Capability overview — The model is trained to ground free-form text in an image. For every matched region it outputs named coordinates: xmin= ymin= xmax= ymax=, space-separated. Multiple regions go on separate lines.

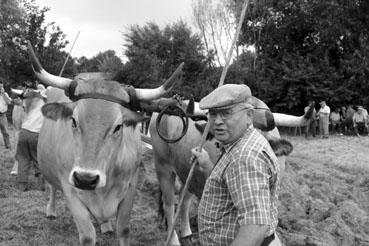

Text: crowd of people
xmin=304 ymin=100 xmax=369 ymax=138
xmin=0 ymin=81 xmax=46 ymax=192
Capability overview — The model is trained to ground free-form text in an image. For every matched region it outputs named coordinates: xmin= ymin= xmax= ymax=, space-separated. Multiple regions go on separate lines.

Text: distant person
xmin=304 ymin=100 xmax=317 ymax=138
xmin=16 ymin=86 xmax=47 ymax=191
xmin=343 ymin=104 xmax=355 ymax=135
xmin=353 ymin=106 xmax=368 ymax=137
xmin=0 ymin=82 xmax=13 ymax=149
xmin=330 ymin=108 xmax=342 ymax=134
xmin=317 ymin=100 xmax=330 ymax=138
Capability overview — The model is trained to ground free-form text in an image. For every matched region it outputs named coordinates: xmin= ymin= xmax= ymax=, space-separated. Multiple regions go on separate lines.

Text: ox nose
xmin=72 ymin=171 xmax=99 ymax=190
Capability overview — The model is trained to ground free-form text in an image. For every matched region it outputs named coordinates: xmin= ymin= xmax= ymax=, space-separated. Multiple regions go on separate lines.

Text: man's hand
xmin=191 ymin=147 xmax=214 ymax=177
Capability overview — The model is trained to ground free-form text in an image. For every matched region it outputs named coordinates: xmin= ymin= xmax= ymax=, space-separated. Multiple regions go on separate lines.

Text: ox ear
xmin=268 ymin=138 xmax=293 ymax=156
xmin=253 ymin=109 xmax=275 ymax=131
xmin=194 ymin=122 xmax=214 ymax=140
xmin=41 ymin=102 xmax=74 ymax=121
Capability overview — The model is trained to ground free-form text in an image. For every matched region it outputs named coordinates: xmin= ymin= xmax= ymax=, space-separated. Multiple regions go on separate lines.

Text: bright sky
xmin=35 ymin=0 xmax=194 ymax=60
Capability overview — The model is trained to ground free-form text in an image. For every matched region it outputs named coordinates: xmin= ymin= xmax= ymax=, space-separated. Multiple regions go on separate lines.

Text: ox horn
xmin=134 ymin=62 xmax=184 ymax=101
xmin=27 ymin=41 xmax=72 ymax=89
xmin=273 ymin=113 xmax=307 ymax=127
xmin=11 ymin=88 xmax=24 ymax=95
xmin=273 ymin=103 xmax=315 ymax=127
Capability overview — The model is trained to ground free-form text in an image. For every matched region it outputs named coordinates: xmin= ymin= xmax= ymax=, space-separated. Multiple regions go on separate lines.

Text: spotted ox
xmin=149 ymin=97 xmax=314 ymax=245
xmin=27 ymin=43 xmax=183 ymax=246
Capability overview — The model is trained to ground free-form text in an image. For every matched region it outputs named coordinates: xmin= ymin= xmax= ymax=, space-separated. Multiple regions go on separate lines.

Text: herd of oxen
xmin=9 ymin=43 xmax=314 ymax=246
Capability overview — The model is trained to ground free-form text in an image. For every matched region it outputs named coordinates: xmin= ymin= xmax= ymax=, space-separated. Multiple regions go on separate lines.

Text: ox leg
xmin=66 ymin=194 xmax=96 ymax=246
xmin=157 ymin=169 xmax=180 ymax=246
xmin=179 ymin=190 xmax=193 ymax=238
xmin=116 ymin=175 xmax=138 ymax=246
xmin=46 ymin=183 xmax=57 ymax=218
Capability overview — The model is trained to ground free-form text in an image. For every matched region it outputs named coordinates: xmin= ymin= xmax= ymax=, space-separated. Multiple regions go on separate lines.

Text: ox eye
xmin=113 ymin=124 xmax=123 ymax=134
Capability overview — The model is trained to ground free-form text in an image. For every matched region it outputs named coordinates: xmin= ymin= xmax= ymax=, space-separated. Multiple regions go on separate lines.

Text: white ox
xmin=149 ymin=97 xmax=314 ymax=245
xmin=27 ymin=43 xmax=183 ymax=246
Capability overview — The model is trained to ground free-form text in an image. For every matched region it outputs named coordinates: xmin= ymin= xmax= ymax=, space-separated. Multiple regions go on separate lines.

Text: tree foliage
xmin=0 ymin=0 xmax=75 ymax=88
xmin=226 ymin=0 xmax=369 ymax=113
xmin=118 ymin=21 xmax=213 ymax=99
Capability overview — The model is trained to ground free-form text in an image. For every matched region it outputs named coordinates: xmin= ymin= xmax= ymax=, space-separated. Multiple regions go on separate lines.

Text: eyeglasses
xmin=208 ymin=107 xmax=248 ymax=120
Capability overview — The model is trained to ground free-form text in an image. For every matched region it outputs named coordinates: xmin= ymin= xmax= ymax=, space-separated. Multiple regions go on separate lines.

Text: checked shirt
xmin=198 ymin=126 xmax=280 ymax=246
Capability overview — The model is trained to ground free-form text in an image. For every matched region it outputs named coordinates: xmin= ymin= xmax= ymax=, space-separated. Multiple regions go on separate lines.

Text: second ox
xmin=149 ymin=96 xmax=314 ymax=246
xmin=27 ymin=42 xmax=183 ymax=246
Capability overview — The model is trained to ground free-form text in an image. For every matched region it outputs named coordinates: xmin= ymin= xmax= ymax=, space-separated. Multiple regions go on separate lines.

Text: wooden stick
xmin=164 ymin=1 xmax=250 ymax=245
xmin=59 ymin=31 xmax=80 ymax=76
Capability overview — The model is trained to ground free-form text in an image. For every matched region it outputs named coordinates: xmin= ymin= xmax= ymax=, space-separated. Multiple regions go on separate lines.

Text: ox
xmin=27 ymin=43 xmax=183 ymax=246
xmin=149 ymin=97 xmax=314 ymax=245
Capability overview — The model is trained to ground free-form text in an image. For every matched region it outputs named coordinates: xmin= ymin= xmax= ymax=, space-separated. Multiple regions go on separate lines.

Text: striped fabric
xmin=198 ymin=126 xmax=280 ymax=246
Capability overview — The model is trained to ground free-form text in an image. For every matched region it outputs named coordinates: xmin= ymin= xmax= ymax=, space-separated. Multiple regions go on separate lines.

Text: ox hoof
xmin=46 ymin=215 xmax=57 ymax=220
xmin=100 ymin=221 xmax=114 ymax=234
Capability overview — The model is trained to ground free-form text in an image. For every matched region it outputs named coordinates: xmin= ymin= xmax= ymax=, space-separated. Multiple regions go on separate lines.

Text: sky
xmin=35 ymin=0 xmax=194 ymax=59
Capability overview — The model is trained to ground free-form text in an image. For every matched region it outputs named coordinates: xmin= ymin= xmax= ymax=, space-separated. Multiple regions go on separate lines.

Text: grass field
xmin=0 ymin=127 xmax=369 ymax=246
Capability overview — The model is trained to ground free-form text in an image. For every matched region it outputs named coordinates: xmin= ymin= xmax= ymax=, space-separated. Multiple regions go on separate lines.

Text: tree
xmin=0 ymin=0 xmax=75 ymax=88
xmin=118 ymin=21 xmax=211 ymax=99
xmin=226 ymin=0 xmax=369 ymax=114
xmin=76 ymin=50 xmax=123 ymax=76
xmin=192 ymin=0 xmax=239 ymax=67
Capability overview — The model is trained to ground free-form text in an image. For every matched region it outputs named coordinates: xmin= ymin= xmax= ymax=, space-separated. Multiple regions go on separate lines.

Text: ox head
xmin=28 ymin=42 xmax=183 ymax=190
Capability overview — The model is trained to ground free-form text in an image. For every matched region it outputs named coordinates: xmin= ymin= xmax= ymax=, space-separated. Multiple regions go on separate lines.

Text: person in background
xmin=317 ymin=100 xmax=330 ymax=138
xmin=330 ymin=108 xmax=342 ymax=135
xmin=0 ymin=82 xmax=13 ymax=149
xmin=191 ymin=84 xmax=282 ymax=246
xmin=304 ymin=100 xmax=317 ymax=138
xmin=16 ymin=85 xmax=47 ymax=191
xmin=352 ymin=106 xmax=368 ymax=137
xmin=343 ymin=104 xmax=355 ymax=135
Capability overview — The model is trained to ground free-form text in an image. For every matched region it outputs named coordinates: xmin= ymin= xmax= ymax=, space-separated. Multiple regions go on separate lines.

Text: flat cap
xmin=199 ymin=84 xmax=252 ymax=110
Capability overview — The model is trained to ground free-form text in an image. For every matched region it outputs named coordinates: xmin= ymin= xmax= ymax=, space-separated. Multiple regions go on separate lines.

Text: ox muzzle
xmin=69 ymin=167 xmax=106 ymax=190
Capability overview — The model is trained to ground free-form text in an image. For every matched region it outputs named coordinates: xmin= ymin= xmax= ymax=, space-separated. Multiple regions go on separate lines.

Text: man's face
xmin=0 ymin=84 xmax=4 ymax=93
xmin=208 ymin=104 xmax=252 ymax=145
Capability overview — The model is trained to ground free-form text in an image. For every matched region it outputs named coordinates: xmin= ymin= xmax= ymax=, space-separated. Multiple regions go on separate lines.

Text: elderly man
xmin=192 ymin=84 xmax=281 ymax=246
xmin=0 ymin=82 xmax=12 ymax=149
xmin=353 ymin=106 xmax=368 ymax=137
xmin=317 ymin=100 xmax=330 ymax=138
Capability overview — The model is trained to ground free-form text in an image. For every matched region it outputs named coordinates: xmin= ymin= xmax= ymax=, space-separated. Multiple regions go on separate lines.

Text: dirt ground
xmin=1 ymin=127 xmax=369 ymax=246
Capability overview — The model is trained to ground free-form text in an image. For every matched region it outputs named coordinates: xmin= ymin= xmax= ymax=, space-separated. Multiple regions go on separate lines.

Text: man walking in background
xmin=317 ymin=100 xmax=330 ymax=138
xmin=0 ymin=82 xmax=12 ymax=149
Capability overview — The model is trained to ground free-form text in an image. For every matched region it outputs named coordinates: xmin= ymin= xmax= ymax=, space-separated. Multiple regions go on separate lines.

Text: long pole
xmin=164 ymin=1 xmax=250 ymax=245
xmin=59 ymin=31 xmax=80 ymax=76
